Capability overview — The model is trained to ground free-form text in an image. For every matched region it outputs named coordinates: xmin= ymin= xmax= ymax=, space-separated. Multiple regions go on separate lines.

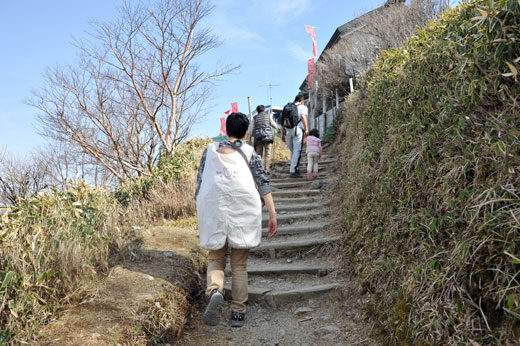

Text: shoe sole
xmin=231 ymin=320 xmax=245 ymax=327
xmin=203 ymin=293 xmax=224 ymax=326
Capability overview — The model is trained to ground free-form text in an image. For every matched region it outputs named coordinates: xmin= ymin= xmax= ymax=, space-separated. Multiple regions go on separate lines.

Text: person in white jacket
xmin=195 ymin=112 xmax=278 ymax=327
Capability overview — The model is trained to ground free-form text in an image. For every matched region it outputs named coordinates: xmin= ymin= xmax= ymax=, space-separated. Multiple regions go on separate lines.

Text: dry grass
xmin=126 ymin=178 xmax=197 ymax=224
xmin=132 ymin=287 xmax=189 ymax=344
xmin=334 ymin=1 xmax=520 ymax=344
xmin=0 ymin=182 xmax=132 ymax=343
xmin=0 ymin=138 xmax=211 ymax=343
xmin=118 ymin=137 xmax=211 ymax=226
xmin=271 ymin=136 xmax=292 ymax=164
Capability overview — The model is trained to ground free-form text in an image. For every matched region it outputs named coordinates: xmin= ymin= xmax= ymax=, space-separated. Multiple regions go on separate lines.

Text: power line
xmin=258 ymin=83 xmax=280 ymax=114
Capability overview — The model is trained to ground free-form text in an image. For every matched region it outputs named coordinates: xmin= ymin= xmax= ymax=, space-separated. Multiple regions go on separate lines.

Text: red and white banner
xmin=308 ymin=58 xmax=315 ymax=88
xmin=219 ymin=117 xmax=227 ymax=136
xmin=231 ymin=102 xmax=238 ymax=113
xmin=305 ymin=25 xmax=317 ymax=56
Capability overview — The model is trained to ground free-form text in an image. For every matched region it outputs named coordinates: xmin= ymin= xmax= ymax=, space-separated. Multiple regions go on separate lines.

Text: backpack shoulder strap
xmin=229 ymin=141 xmax=263 ymax=205
xmin=228 ymin=141 xmax=251 ymax=169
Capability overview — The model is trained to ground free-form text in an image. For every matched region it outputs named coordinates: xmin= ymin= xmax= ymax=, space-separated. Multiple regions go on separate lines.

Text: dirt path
xmin=179 ymin=147 xmax=378 ymax=345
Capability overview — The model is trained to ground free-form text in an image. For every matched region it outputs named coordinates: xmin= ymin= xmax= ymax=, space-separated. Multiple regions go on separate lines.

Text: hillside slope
xmin=334 ymin=0 xmax=520 ymax=344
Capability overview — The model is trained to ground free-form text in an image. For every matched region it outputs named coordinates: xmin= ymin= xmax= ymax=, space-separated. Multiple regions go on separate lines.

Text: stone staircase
xmin=223 ymin=147 xmax=341 ymax=306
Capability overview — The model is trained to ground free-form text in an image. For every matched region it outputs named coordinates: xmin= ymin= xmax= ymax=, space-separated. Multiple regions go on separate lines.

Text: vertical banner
xmin=231 ymin=102 xmax=238 ymax=113
xmin=308 ymin=58 xmax=315 ymax=88
xmin=219 ymin=117 xmax=227 ymax=136
xmin=305 ymin=25 xmax=317 ymax=56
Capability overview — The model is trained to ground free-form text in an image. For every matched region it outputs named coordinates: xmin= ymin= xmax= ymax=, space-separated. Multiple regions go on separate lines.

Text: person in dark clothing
xmin=250 ymin=105 xmax=277 ymax=172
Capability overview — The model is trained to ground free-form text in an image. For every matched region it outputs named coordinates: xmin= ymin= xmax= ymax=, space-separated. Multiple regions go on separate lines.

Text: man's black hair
xmin=256 ymin=105 xmax=265 ymax=113
xmin=294 ymin=94 xmax=305 ymax=103
xmin=309 ymin=128 xmax=320 ymax=138
xmin=226 ymin=112 xmax=250 ymax=138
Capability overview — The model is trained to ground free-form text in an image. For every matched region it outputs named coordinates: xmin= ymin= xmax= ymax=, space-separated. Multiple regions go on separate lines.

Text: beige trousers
xmin=206 ymin=242 xmax=249 ymax=313
xmin=255 ymin=142 xmax=273 ymax=172
xmin=307 ymin=151 xmax=320 ymax=173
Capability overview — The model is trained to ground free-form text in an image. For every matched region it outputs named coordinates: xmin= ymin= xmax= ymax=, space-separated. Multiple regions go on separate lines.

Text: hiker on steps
xmin=195 ymin=112 xmax=278 ymax=328
xmin=281 ymin=94 xmax=309 ymax=178
xmin=250 ymin=104 xmax=277 ymax=173
xmin=303 ymin=129 xmax=322 ymax=181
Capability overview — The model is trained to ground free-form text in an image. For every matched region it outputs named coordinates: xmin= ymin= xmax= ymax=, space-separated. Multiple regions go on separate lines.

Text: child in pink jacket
xmin=304 ymin=129 xmax=322 ymax=181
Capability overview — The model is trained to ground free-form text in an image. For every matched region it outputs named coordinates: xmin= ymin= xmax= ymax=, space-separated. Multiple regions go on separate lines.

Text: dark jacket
xmin=251 ymin=112 xmax=277 ymax=145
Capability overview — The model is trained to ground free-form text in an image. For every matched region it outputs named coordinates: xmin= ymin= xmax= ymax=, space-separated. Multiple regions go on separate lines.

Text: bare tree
xmin=316 ymin=0 xmax=448 ymax=94
xmin=36 ymin=141 xmax=116 ymax=189
xmin=29 ymin=0 xmax=237 ymax=182
xmin=0 ymin=151 xmax=50 ymax=206
xmin=0 ymin=141 xmax=115 ymax=207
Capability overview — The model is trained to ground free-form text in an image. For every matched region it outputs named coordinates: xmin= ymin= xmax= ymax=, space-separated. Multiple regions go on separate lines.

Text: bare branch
xmin=316 ymin=0 xmax=448 ymax=94
xmin=28 ymin=0 xmax=237 ymax=182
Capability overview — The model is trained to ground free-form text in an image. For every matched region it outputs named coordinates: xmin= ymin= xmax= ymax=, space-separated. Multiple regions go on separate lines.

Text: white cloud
xmin=249 ymin=0 xmax=313 ymax=24
xmin=208 ymin=2 xmax=266 ymax=45
xmin=219 ymin=26 xmax=265 ymax=43
xmin=273 ymin=0 xmax=312 ymax=16
xmin=287 ymin=41 xmax=310 ymax=63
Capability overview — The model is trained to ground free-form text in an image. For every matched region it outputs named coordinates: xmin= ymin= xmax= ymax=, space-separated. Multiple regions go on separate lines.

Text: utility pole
xmin=247 ymin=96 xmax=253 ymax=122
xmin=258 ymin=83 xmax=280 ymax=114
xmin=247 ymin=96 xmax=253 ymax=144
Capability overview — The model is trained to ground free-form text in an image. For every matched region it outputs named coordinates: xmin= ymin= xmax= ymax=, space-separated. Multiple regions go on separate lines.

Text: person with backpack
xmin=281 ymin=94 xmax=309 ymax=178
xmin=250 ymin=105 xmax=277 ymax=172
xmin=195 ymin=112 xmax=278 ymax=328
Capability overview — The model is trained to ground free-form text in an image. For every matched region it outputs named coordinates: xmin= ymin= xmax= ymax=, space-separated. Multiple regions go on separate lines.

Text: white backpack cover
xmin=196 ymin=142 xmax=262 ymax=250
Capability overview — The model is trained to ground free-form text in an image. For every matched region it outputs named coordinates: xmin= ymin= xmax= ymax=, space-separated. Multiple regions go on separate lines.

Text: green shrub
xmin=335 ymin=0 xmax=520 ymax=344
xmin=324 ymin=118 xmax=337 ymax=143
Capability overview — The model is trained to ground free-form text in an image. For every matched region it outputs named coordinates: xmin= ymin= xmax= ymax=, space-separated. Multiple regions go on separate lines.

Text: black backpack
xmin=281 ymin=103 xmax=299 ymax=128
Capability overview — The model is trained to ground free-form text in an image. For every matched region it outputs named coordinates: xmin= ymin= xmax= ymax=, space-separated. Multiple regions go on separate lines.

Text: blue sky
xmin=0 ymin=0 xmax=458 ymax=156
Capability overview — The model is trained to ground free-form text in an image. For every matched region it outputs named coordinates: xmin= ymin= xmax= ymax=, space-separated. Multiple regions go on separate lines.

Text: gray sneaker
xmin=231 ymin=311 xmax=245 ymax=327
xmin=203 ymin=289 xmax=224 ymax=326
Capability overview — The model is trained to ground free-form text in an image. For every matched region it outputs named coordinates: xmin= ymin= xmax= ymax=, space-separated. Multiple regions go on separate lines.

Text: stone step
xmin=270 ymin=283 xmax=341 ymax=303
xmin=262 ymin=210 xmax=326 ymax=226
xmin=273 ymin=154 xmax=336 ymax=162
xmin=273 ymin=156 xmax=337 ymax=163
xmin=269 ymin=176 xmax=327 ymax=184
xmin=273 ymin=196 xmax=322 ymax=205
xmin=273 ymin=159 xmax=337 ymax=168
xmin=264 ymin=203 xmax=321 ymax=212
xmin=271 ymin=181 xmax=313 ymax=189
xmin=223 ymin=283 xmax=341 ymax=305
xmin=272 ymin=164 xmax=336 ymax=173
xmin=225 ymin=263 xmax=332 ymax=276
xmin=251 ymin=236 xmax=341 ymax=253
xmin=271 ymin=189 xmax=321 ymax=198
xmin=223 ymin=285 xmax=272 ymax=301
xmin=261 ymin=223 xmax=326 ymax=237
xmin=270 ymin=171 xmax=334 ymax=180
